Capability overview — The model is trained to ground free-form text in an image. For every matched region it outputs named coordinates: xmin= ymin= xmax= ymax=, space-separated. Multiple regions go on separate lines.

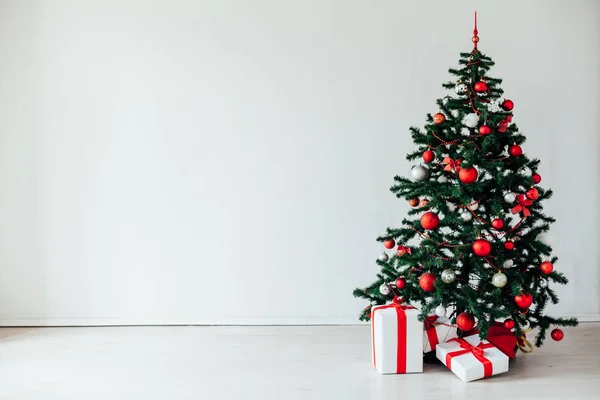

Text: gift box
xmin=486 ymin=322 xmax=519 ymax=359
xmin=423 ymin=315 xmax=458 ymax=353
xmin=436 ymin=334 xmax=509 ymax=382
xmin=371 ymin=302 xmax=423 ymax=374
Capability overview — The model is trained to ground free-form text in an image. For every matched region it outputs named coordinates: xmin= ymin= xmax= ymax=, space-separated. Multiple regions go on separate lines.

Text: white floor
xmin=0 ymin=324 xmax=598 ymax=400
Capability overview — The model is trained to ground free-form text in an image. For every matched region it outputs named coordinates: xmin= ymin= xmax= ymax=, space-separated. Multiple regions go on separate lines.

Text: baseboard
xmin=1 ymin=314 xmax=598 ymax=327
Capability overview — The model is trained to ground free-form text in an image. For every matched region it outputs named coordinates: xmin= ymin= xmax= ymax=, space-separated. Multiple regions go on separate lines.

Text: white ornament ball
xmin=438 ymin=175 xmax=449 ymax=183
xmin=461 ymin=211 xmax=472 ymax=222
xmin=492 ymin=272 xmax=508 ymax=288
xmin=411 ymin=165 xmax=430 ymax=182
xmin=504 ymin=192 xmax=516 ymax=204
xmin=503 ymin=259 xmax=514 ymax=269
xmin=435 ymin=305 xmax=447 ymax=317
xmin=455 ymin=83 xmax=468 ymax=95
xmin=441 ymin=269 xmax=456 ymax=284
xmin=470 ymin=202 xmax=479 ymax=211
xmin=378 ymin=252 xmax=389 ymax=262
xmin=463 ymin=113 xmax=480 ymax=128
xmin=379 ymin=284 xmax=391 ymax=295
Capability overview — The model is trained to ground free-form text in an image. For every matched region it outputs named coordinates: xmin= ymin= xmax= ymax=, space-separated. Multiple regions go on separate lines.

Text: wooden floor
xmin=0 ymin=324 xmax=598 ymax=399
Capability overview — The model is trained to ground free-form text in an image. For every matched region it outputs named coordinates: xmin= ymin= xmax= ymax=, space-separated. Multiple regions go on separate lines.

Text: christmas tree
xmin=353 ymin=14 xmax=577 ymax=348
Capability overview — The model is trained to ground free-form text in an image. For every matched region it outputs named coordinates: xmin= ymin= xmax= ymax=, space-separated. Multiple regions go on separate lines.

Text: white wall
xmin=0 ymin=0 xmax=598 ymax=326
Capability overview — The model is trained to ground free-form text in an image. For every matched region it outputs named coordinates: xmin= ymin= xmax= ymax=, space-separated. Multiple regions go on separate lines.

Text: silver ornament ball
xmin=463 ymin=113 xmax=480 ymax=128
xmin=504 ymin=192 xmax=516 ymax=204
xmin=379 ymin=284 xmax=391 ymax=295
xmin=435 ymin=304 xmax=447 ymax=317
xmin=503 ymin=259 xmax=514 ymax=269
xmin=470 ymin=202 xmax=479 ymax=211
xmin=438 ymin=175 xmax=449 ymax=183
xmin=492 ymin=272 xmax=508 ymax=288
xmin=411 ymin=165 xmax=430 ymax=182
xmin=461 ymin=211 xmax=472 ymax=222
xmin=441 ymin=269 xmax=456 ymax=284
xmin=455 ymin=83 xmax=468 ymax=95
xmin=378 ymin=252 xmax=389 ymax=262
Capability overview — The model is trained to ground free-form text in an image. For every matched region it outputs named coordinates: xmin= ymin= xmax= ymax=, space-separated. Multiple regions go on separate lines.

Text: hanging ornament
xmin=435 ymin=305 xmax=447 ymax=317
xmin=491 ymin=218 xmax=504 ymax=229
xmin=511 ymin=194 xmax=532 ymax=216
xmin=419 ymin=199 xmax=429 ymax=208
xmin=396 ymin=245 xmax=411 ymax=256
xmin=540 ymin=261 xmax=554 ymax=274
xmin=379 ymin=284 xmax=391 ymax=295
xmin=433 ymin=113 xmax=446 ymax=124
xmin=456 ymin=312 xmax=476 ymax=331
xmin=419 ymin=272 xmax=436 ymax=292
xmin=479 ymin=125 xmax=491 ymax=135
xmin=423 ymin=149 xmax=435 ymax=163
xmin=378 ymin=252 xmax=389 ymax=262
xmin=504 ymin=192 xmax=516 ymax=204
xmin=514 ymin=292 xmax=533 ymax=309
xmin=463 ymin=113 xmax=480 ymax=128
xmin=497 ymin=119 xmax=509 ymax=133
xmin=455 ymin=82 xmax=468 ymax=95
xmin=509 ymin=144 xmax=523 ymax=157
xmin=420 ymin=211 xmax=440 ymax=230
xmin=383 ymin=239 xmax=395 ymax=249
xmin=492 ymin=272 xmax=508 ymax=288
xmin=504 ymin=319 xmax=515 ymax=330
xmin=472 ymin=239 xmax=492 ymax=257
xmin=474 ymin=81 xmax=488 ymax=93
xmin=408 ymin=198 xmax=420 ymax=207
xmin=501 ymin=99 xmax=514 ymax=111
xmin=504 ymin=240 xmax=515 ymax=250
xmin=459 ymin=167 xmax=478 ymax=184
xmin=438 ymin=176 xmax=449 ymax=183
xmin=503 ymin=259 xmax=514 ymax=268
xmin=411 ymin=165 xmax=430 ymax=182
xmin=526 ymin=188 xmax=539 ymax=200
xmin=461 ymin=211 xmax=473 ymax=222
xmin=551 ymin=328 xmax=564 ymax=341
xmin=441 ymin=269 xmax=456 ymax=284
xmin=532 ymin=173 xmax=542 ymax=184
xmin=395 ymin=277 xmax=406 ymax=289
xmin=470 ymin=201 xmax=479 ymax=211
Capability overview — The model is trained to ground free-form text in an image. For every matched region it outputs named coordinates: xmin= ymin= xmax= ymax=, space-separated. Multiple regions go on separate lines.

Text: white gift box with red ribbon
xmin=371 ymin=302 xmax=423 ymax=374
xmin=423 ymin=316 xmax=458 ymax=353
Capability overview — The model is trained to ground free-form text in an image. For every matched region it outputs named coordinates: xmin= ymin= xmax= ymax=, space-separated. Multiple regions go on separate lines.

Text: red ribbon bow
xmin=424 ymin=315 xmax=439 ymax=352
xmin=443 ymin=157 xmax=463 ymax=172
xmin=445 ymin=338 xmax=495 ymax=378
xmin=371 ymin=301 xmax=416 ymax=373
xmin=396 ymin=245 xmax=412 ymax=256
xmin=511 ymin=193 xmax=533 ymax=216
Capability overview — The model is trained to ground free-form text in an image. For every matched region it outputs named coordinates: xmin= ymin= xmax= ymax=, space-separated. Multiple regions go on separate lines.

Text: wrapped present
xmin=371 ymin=301 xmax=423 ymax=374
xmin=486 ymin=322 xmax=518 ymax=359
xmin=423 ymin=315 xmax=458 ymax=353
xmin=436 ymin=335 xmax=509 ymax=382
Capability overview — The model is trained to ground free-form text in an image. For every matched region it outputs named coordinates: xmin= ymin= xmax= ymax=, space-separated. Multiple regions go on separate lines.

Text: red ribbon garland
xmin=445 ymin=338 xmax=495 ymax=378
xmin=442 ymin=157 xmax=463 ymax=172
xmin=424 ymin=315 xmax=439 ymax=351
xmin=371 ymin=300 xmax=416 ymax=373
xmin=511 ymin=194 xmax=533 ymax=216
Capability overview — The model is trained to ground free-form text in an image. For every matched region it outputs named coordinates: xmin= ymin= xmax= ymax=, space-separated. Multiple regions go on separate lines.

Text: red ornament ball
xmin=514 ymin=292 xmax=533 ymax=309
xmin=456 ymin=312 xmax=476 ymax=331
xmin=408 ymin=198 xmax=420 ymax=207
xmin=395 ymin=277 xmax=406 ymax=289
xmin=501 ymin=99 xmax=514 ymax=111
xmin=526 ymin=188 xmax=539 ymax=200
xmin=420 ymin=211 xmax=440 ymax=230
xmin=504 ymin=240 xmax=515 ymax=251
xmin=504 ymin=319 xmax=515 ymax=330
xmin=509 ymin=144 xmax=523 ymax=157
xmin=551 ymin=328 xmax=564 ymax=341
xmin=419 ymin=272 xmax=436 ymax=292
xmin=479 ymin=125 xmax=491 ymax=135
xmin=540 ymin=261 xmax=554 ymax=274
xmin=383 ymin=239 xmax=395 ymax=249
xmin=474 ymin=81 xmax=488 ymax=93
xmin=433 ymin=113 xmax=446 ymax=124
xmin=532 ymin=173 xmax=542 ymax=184
xmin=491 ymin=218 xmax=504 ymax=230
xmin=458 ymin=167 xmax=478 ymax=184
xmin=423 ymin=150 xmax=435 ymax=163
xmin=497 ymin=120 xmax=509 ymax=133
xmin=472 ymin=239 xmax=492 ymax=257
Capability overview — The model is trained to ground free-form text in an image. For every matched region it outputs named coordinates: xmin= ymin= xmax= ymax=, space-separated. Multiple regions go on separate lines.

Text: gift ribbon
xmin=445 ymin=338 xmax=495 ymax=377
xmin=424 ymin=315 xmax=439 ymax=351
xmin=517 ymin=328 xmax=534 ymax=353
xmin=371 ymin=300 xmax=416 ymax=373
xmin=396 ymin=245 xmax=412 ymax=256
xmin=443 ymin=157 xmax=463 ymax=172
xmin=511 ymin=194 xmax=532 ymax=217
